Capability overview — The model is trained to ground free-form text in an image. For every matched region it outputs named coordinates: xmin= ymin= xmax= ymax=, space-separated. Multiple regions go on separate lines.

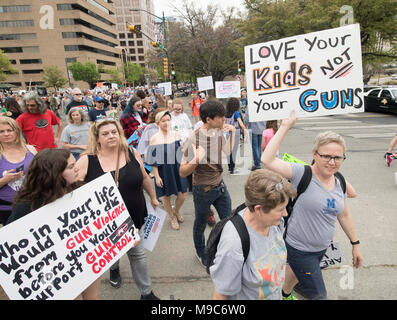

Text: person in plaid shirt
xmin=120 ymin=97 xmax=144 ymax=144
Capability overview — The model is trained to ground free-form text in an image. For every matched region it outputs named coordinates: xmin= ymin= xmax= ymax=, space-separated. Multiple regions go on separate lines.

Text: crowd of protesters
xmin=0 ymin=84 xmax=365 ymax=301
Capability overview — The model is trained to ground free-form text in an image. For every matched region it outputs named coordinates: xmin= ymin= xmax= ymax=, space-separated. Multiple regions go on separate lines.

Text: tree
xmin=124 ymin=62 xmax=144 ymax=86
xmin=68 ymin=61 xmax=101 ymax=89
xmin=147 ymin=1 xmax=243 ymax=82
xmin=43 ymin=66 xmax=68 ymax=91
xmin=240 ymin=0 xmax=397 ymax=82
xmin=0 ymin=49 xmax=18 ymax=81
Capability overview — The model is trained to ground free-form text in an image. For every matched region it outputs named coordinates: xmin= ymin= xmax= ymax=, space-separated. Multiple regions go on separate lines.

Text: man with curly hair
xmin=16 ymin=92 xmax=62 ymax=151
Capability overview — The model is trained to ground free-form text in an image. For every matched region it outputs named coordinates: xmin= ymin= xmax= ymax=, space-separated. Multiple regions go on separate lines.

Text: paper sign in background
xmin=0 ymin=173 xmax=139 ymax=300
xmin=244 ymin=24 xmax=364 ymax=122
xmin=215 ymin=81 xmax=241 ymax=99
xmin=197 ymin=76 xmax=214 ymax=92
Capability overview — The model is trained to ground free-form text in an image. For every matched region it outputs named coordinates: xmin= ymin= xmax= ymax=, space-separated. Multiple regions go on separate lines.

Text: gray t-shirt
xmin=210 ymin=210 xmax=286 ymax=300
xmin=286 ymin=163 xmax=347 ymax=252
xmin=60 ymin=123 xmax=90 ymax=154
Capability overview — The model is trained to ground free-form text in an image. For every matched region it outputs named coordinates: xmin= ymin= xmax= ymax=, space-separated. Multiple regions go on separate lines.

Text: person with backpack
xmin=208 ymin=169 xmax=296 ymax=300
xmin=261 ymin=110 xmax=363 ymax=300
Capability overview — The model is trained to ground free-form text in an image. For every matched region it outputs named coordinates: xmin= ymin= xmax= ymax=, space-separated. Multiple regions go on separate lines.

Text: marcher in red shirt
xmin=16 ymin=92 xmax=63 ymax=152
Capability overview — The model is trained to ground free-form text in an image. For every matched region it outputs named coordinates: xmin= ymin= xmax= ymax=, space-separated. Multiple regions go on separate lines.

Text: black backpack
xmin=284 ymin=165 xmax=346 ymax=239
xmin=205 ymin=203 xmax=250 ymax=275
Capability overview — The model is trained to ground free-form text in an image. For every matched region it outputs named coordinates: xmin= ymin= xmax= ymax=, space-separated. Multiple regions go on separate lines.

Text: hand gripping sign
xmin=0 ymin=173 xmax=140 ymax=300
xmin=244 ymin=24 xmax=364 ymax=122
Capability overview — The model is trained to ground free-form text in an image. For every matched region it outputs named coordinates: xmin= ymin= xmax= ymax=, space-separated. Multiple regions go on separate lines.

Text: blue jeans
xmin=71 ymin=152 xmax=81 ymax=160
xmin=286 ymin=242 xmax=327 ymax=300
xmin=192 ymin=181 xmax=232 ymax=257
xmin=251 ymin=133 xmax=262 ymax=168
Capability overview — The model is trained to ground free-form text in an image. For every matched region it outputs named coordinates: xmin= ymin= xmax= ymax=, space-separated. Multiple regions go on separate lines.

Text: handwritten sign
xmin=215 ymin=81 xmax=241 ymax=99
xmin=157 ymin=82 xmax=172 ymax=96
xmin=320 ymin=241 xmax=345 ymax=269
xmin=142 ymin=203 xmax=167 ymax=252
xmin=244 ymin=24 xmax=364 ymax=121
xmin=197 ymin=76 xmax=214 ymax=92
xmin=0 ymin=173 xmax=140 ymax=300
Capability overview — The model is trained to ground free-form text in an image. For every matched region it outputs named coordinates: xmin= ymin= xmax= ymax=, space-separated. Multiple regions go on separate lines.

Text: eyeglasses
xmin=315 ymin=151 xmax=346 ymax=163
xmin=25 ymin=103 xmax=37 ymax=107
xmin=148 ymin=102 xmax=153 ymax=104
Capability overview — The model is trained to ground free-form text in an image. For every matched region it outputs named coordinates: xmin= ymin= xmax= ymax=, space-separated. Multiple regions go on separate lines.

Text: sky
xmin=154 ymin=0 xmax=246 ymax=19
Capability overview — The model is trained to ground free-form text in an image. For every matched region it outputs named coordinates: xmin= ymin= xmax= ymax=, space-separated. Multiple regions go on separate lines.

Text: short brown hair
xmin=244 ymin=169 xmax=296 ymax=213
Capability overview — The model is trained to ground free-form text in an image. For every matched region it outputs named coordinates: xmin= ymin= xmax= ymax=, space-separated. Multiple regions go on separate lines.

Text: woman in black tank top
xmin=76 ymin=119 xmax=160 ymax=299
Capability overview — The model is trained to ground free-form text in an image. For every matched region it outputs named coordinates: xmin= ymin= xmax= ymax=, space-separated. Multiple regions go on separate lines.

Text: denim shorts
xmin=286 ymin=241 xmax=328 ymax=300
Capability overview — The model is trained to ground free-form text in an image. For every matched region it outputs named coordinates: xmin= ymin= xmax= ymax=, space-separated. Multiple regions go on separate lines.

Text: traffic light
xmin=151 ymin=41 xmax=159 ymax=48
xmin=163 ymin=58 xmax=169 ymax=77
xmin=238 ymin=60 xmax=242 ymax=73
xmin=170 ymin=63 xmax=175 ymax=75
xmin=127 ymin=23 xmax=139 ymax=33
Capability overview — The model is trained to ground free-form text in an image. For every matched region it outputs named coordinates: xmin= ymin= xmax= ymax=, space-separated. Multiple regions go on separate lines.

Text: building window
xmin=66 ymin=57 xmax=77 ymax=63
xmin=96 ymin=59 xmax=116 ymax=66
xmin=137 ymin=48 xmax=144 ymax=54
xmin=20 ymin=59 xmax=42 ymax=64
xmin=137 ymin=41 xmax=143 ymax=46
xmin=128 ymin=41 xmax=134 ymax=46
xmin=129 ymin=48 xmax=135 ymax=54
xmin=136 ymin=33 xmax=142 ymax=38
xmin=0 ymin=20 xmax=34 ymax=28
xmin=22 ymin=69 xmax=43 ymax=74
xmin=119 ymin=33 xmax=126 ymax=39
xmin=138 ymin=56 xmax=144 ymax=61
xmin=0 ymin=5 xmax=31 ymax=13
xmin=120 ymin=41 xmax=126 ymax=46
xmin=131 ymin=56 xmax=136 ymax=61
xmin=64 ymin=45 xmax=118 ymax=58
xmin=127 ymin=33 xmax=133 ymax=39
xmin=0 ymin=33 xmax=36 ymax=40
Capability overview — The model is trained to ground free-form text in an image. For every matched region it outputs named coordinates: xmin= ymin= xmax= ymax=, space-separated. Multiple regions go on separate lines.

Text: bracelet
xmin=350 ymin=240 xmax=360 ymax=245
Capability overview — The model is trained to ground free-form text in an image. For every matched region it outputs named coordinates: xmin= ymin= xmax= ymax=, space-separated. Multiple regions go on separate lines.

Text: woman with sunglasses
xmin=141 ymin=97 xmax=154 ymax=123
xmin=120 ymin=97 xmax=145 ymax=148
xmin=261 ymin=110 xmax=363 ymax=300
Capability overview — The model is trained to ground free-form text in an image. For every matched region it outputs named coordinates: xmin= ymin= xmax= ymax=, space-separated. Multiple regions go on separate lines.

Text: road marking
xmin=346 ymin=133 xmax=396 ymax=138
xmin=300 ymin=124 xmax=397 ymax=131
xmin=296 ymin=120 xmax=362 ymax=125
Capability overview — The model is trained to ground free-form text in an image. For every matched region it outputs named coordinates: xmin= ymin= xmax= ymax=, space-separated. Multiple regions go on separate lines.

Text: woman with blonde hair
xmin=0 ymin=116 xmax=36 ymax=225
xmin=147 ymin=111 xmax=187 ymax=230
xmin=60 ymin=107 xmax=90 ymax=160
xmin=75 ymin=119 xmax=160 ymax=299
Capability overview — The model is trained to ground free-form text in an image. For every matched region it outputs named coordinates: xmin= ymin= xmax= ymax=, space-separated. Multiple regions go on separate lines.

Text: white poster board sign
xmin=197 ymin=76 xmax=214 ymax=91
xmin=142 ymin=203 xmax=167 ymax=252
xmin=244 ymin=24 xmax=364 ymax=121
xmin=157 ymin=82 xmax=172 ymax=96
xmin=215 ymin=81 xmax=241 ymax=99
xmin=0 ymin=173 xmax=140 ymax=300
xmin=320 ymin=241 xmax=345 ymax=269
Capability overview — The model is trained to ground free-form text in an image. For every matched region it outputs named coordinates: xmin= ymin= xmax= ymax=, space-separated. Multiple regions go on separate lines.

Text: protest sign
xmin=0 ymin=173 xmax=140 ymax=300
xmin=282 ymin=153 xmax=308 ymax=165
xmin=197 ymin=76 xmax=214 ymax=91
xmin=320 ymin=241 xmax=345 ymax=269
xmin=142 ymin=203 xmax=167 ymax=252
xmin=215 ymin=81 xmax=241 ymax=99
xmin=157 ymin=82 xmax=172 ymax=96
xmin=244 ymin=24 xmax=364 ymax=122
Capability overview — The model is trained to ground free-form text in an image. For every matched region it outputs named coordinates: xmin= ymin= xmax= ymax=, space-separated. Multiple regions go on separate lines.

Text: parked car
xmin=363 ymin=86 xmax=381 ymax=96
xmin=364 ymin=87 xmax=397 ymax=114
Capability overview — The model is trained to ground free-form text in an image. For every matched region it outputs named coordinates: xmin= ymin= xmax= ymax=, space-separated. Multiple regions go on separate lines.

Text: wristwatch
xmin=350 ymin=240 xmax=360 ymax=245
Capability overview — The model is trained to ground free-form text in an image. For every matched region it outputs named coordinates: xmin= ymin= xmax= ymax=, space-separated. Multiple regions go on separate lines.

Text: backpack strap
xmin=230 ymin=203 xmax=249 ymax=263
xmin=334 ymin=171 xmax=346 ymax=194
xmin=230 ymin=211 xmax=250 ymax=263
xmin=284 ymin=165 xmax=312 ymax=239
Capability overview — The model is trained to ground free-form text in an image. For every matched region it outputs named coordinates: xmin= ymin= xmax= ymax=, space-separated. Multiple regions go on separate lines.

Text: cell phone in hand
xmin=15 ymin=164 xmax=24 ymax=173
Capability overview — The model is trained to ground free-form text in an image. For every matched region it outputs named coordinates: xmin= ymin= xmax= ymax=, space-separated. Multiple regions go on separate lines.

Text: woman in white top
xmin=170 ymin=99 xmax=192 ymax=143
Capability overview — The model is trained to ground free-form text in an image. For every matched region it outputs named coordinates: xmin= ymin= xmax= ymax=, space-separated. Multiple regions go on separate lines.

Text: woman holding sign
xmin=7 ymin=149 xmax=100 ymax=300
xmin=76 ymin=119 xmax=160 ymax=299
xmin=261 ymin=110 xmax=363 ymax=300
